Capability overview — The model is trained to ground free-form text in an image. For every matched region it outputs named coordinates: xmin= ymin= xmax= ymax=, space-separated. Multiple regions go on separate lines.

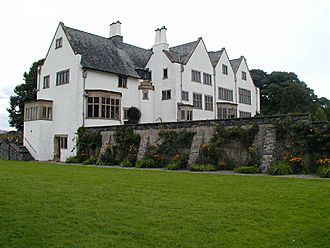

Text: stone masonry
xmin=260 ymin=125 xmax=276 ymax=173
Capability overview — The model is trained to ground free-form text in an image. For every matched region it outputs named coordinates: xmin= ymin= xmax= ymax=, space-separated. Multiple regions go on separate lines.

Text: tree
xmin=250 ymin=70 xmax=326 ymax=118
xmin=7 ymin=59 xmax=44 ymax=130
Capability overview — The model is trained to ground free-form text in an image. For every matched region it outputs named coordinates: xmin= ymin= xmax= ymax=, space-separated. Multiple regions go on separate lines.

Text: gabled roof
xmin=229 ymin=57 xmax=243 ymax=74
xmin=208 ymin=49 xmax=225 ymax=67
xmin=163 ymin=39 xmax=200 ymax=64
xmin=61 ymin=23 xmax=152 ymax=78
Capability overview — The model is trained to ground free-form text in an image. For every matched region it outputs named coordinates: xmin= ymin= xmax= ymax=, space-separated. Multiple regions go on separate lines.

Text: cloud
xmin=0 ymin=86 xmax=14 ymax=99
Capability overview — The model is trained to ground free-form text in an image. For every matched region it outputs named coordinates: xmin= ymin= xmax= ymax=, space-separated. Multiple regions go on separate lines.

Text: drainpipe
xmin=255 ymin=87 xmax=259 ymax=115
xmin=82 ymin=69 xmax=88 ymax=127
xmin=213 ymin=68 xmax=217 ymax=119
xmin=234 ymin=75 xmax=238 ymax=117
xmin=179 ymin=55 xmax=183 ymax=121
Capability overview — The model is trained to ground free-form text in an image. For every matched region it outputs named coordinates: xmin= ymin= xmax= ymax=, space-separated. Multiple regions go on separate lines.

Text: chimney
xmin=153 ymin=25 xmax=169 ymax=51
xmin=154 ymin=28 xmax=161 ymax=45
xmin=109 ymin=21 xmax=122 ymax=38
xmin=109 ymin=21 xmax=123 ymax=44
xmin=160 ymin=26 xmax=167 ymax=44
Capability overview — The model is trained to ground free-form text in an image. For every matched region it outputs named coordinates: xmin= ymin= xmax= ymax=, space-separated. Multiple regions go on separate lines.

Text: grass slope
xmin=0 ymin=160 xmax=329 ymax=248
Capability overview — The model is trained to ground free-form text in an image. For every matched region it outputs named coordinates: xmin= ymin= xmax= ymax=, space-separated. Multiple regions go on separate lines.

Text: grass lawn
xmin=0 ymin=160 xmax=329 ymax=248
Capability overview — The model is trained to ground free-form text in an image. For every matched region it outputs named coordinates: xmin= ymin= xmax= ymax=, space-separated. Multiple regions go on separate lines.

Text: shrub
xmin=65 ymin=156 xmax=81 ymax=164
xmin=96 ymin=160 xmax=106 ymax=166
xmin=82 ymin=157 xmax=98 ymax=165
xmin=120 ymin=159 xmax=133 ymax=167
xmin=166 ymin=163 xmax=180 ymax=170
xmin=190 ymin=164 xmax=217 ymax=172
xmin=289 ymin=157 xmax=304 ymax=173
xmin=316 ymin=166 xmax=330 ymax=178
xmin=268 ymin=162 xmax=293 ymax=175
xmin=234 ymin=166 xmax=260 ymax=174
xmin=171 ymin=154 xmax=188 ymax=169
xmin=217 ymin=161 xmax=235 ymax=170
xmin=136 ymin=158 xmax=159 ymax=168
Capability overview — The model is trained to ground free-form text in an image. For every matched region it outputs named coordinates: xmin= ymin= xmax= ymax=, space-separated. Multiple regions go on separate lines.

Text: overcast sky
xmin=1 ymin=0 xmax=329 ymax=130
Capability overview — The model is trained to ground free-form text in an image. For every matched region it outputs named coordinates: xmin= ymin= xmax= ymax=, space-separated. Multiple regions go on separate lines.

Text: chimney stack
xmin=109 ymin=21 xmax=122 ymax=37
xmin=153 ymin=25 xmax=169 ymax=51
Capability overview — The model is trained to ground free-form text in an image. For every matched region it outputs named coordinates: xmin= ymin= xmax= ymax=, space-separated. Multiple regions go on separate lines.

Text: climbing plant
xmin=76 ymin=127 xmax=102 ymax=161
xmin=198 ymin=124 xmax=259 ymax=167
xmin=143 ymin=129 xmax=195 ymax=168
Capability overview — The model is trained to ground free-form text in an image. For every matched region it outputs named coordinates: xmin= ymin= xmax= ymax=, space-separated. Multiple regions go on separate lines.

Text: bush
xmin=65 ymin=156 xmax=81 ymax=164
xmin=120 ymin=159 xmax=133 ymax=167
xmin=268 ymin=162 xmax=293 ymax=175
xmin=316 ymin=166 xmax=330 ymax=178
xmin=166 ymin=163 xmax=180 ymax=170
xmin=289 ymin=157 xmax=304 ymax=173
xmin=234 ymin=166 xmax=260 ymax=174
xmin=136 ymin=158 xmax=159 ymax=168
xmin=82 ymin=157 xmax=98 ymax=165
xmin=190 ymin=164 xmax=217 ymax=172
xmin=217 ymin=161 xmax=235 ymax=170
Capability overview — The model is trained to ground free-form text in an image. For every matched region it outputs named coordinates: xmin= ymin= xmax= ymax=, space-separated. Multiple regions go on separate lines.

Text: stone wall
xmin=0 ymin=140 xmax=34 ymax=161
xmin=90 ymin=114 xmax=313 ymax=173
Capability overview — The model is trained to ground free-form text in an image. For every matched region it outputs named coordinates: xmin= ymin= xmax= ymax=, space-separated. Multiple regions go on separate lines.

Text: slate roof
xmin=229 ymin=57 xmax=243 ymax=74
xmin=62 ymin=23 xmax=152 ymax=78
xmin=163 ymin=39 xmax=200 ymax=64
xmin=208 ymin=49 xmax=225 ymax=67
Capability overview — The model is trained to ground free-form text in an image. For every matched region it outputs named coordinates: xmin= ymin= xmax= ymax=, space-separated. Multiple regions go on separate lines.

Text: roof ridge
xmin=169 ymin=39 xmax=199 ymax=49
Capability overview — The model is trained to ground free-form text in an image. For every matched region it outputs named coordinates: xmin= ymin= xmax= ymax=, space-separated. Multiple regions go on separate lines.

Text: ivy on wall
xmin=198 ymin=124 xmax=259 ymax=167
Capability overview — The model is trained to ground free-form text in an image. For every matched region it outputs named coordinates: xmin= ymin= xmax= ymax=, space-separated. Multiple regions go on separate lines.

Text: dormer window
xmin=242 ymin=71 xmax=247 ymax=80
xmin=118 ymin=75 xmax=127 ymax=88
xmin=55 ymin=37 xmax=63 ymax=49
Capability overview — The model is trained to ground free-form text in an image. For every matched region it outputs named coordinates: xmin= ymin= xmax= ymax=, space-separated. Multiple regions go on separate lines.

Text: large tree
xmin=250 ymin=69 xmax=328 ymax=119
xmin=7 ymin=59 xmax=44 ymax=130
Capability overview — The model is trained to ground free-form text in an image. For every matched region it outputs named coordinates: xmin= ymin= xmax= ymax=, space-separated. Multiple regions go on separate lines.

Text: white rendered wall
xmin=27 ymin=24 xmax=83 ymax=161
xmin=84 ymin=70 xmax=140 ymax=126
xmin=146 ymin=45 xmax=180 ymax=122
xmin=214 ymin=50 xmax=237 ymax=108
xmin=24 ymin=120 xmax=53 ymax=161
xmin=235 ymin=59 xmax=258 ymax=116
xmin=180 ymin=40 xmax=214 ymax=120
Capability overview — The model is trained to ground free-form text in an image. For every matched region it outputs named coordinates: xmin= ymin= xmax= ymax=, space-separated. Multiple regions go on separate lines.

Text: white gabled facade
xmin=24 ymin=22 xmax=260 ymax=162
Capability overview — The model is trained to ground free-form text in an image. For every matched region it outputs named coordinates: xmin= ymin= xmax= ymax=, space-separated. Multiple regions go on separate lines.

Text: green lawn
xmin=0 ymin=160 xmax=329 ymax=248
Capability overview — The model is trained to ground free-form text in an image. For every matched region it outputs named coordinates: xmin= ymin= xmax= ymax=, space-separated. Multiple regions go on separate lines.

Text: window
xmin=60 ymin=136 xmax=68 ymax=149
xmin=56 ymin=69 xmax=70 ymax=85
xmin=242 ymin=71 xmax=247 ymax=80
xmin=87 ymin=92 xmax=121 ymax=120
xmin=193 ymin=93 xmax=202 ymax=109
xmin=162 ymin=90 xmax=171 ymax=100
xmin=87 ymin=97 xmax=100 ymax=118
xmin=222 ymin=64 xmax=228 ymax=75
xmin=43 ymin=75 xmax=50 ymax=89
xmin=123 ymin=108 xmax=129 ymax=120
xmin=24 ymin=101 xmax=53 ymax=121
xmin=204 ymin=95 xmax=213 ymax=111
xmin=180 ymin=109 xmax=193 ymax=121
xmin=41 ymin=106 xmax=52 ymax=120
xmin=55 ymin=37 xmax=63 ymax=49
xmin=191 ymin=70 xmax=201 ymax=83
xmin=163 ymin=68 xmax=168 ymax=79
xmin=142 ymin=91 xmax=149 ymax=100
xmin=203 ymin=73 xmax=212 ymax=85
xmin=218 ymin=87 xmax=233 ymax=101
xmin=118 ymin=75 xmax=127 ymax=88
xmin=182 ymin=91 xmax=189 ymax=101
xmin=239 ymin=111 xmax=251 ymax=118
xmin=239 ymin=88 xmax=251 ymax=105
xmin=217 ymin=107 xmax=237 ymax=119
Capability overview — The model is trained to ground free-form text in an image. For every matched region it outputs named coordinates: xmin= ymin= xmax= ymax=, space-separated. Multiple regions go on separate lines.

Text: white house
xmin=24 ymin=21 xmax=260 ymax=161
